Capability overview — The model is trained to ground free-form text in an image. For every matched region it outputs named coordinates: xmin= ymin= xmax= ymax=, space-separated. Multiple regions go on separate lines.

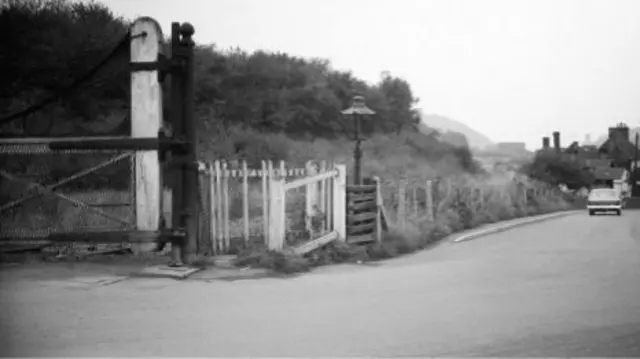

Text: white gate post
xmin=305 ymin=160 xmax=318 ymax=235
xmin=426 ymin=180 xmax=434 ymax=221
xmin=268 ymin=176 xmax=286 ymax=251
xmin=332 ymin=164 xmax=347 ymax=241
xmin=130 ymin=17 xmax=163 ymax=253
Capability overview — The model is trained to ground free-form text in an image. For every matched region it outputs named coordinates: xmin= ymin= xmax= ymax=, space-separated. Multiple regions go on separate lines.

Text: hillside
xmin=419 ymin=113 xmax=495 ymax=150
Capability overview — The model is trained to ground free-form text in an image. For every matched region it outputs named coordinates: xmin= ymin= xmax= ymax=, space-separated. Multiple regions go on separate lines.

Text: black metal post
xmin=354 ymin=140 xmax=362 ymax=185
xmin=353 ymin=114 xmax=362 ymax=185
xmin=168 ymin=22 xmax=185 ymax=267
xmin=179 ymin=23 xmax=198 ymax=265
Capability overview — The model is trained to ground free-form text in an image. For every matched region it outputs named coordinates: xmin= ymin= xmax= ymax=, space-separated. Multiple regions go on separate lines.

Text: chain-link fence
xmin=0 ymin=143 xmax=134 ymax=254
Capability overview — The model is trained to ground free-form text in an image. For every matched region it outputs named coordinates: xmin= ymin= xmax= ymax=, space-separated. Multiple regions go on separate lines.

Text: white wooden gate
xmin=199 ymin=160 xmax=346 ymax=255
xmin=268 ymin=163 xmax=346 ymax=254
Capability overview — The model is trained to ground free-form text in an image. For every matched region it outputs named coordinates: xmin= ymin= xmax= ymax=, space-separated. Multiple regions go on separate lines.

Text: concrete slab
xmin=136 ymin=265 xmax=202 ymax=279
xmin=37 ymin=275 xmax=128 ymax=289
xmin=72 ymin=276 xmax=128 ymax=286
xmin=188 ymin=266 xmax=274 ymax=281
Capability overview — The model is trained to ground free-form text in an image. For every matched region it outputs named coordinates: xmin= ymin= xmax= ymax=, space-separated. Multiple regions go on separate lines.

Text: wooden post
xmin=305 ymin=160 xmax=318 ymax=235
xmin=268 ymin=177 xmax=286 ymax=251
xmin=261 ymin=160 xmax=269 ymax=244
xmin=242 ymin=160 xmax=249 ymax=245
xmin=333 ymin=164 xmax=347 ymax=241
xmin=426 ymin=180 xmax=434 ymax=222
xmin=398 ymin=180 xmax=406 ymax=231
xmin=130 ymin=17 xmax=163 ymax=254
xmin=374 ymin=176 xmax=382 ymax=242
xmin=221 ymin=161 xmax=230 ymax=252
xmin=319 ymin=160 xmax=327 ymax=216
xmin=208 ymin=162 xmax=217 ymax=255
xmin=213 ymin=160 xmax=223 ymax=253
xmin=412 ymin=187 xmax=418 ymax=216
xmin=326 ymin=164 xmax=333 ymax=232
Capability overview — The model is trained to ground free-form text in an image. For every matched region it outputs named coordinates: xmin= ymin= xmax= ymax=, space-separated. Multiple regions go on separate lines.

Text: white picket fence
xmin=196 ymin=159 xmax=346 ymax=255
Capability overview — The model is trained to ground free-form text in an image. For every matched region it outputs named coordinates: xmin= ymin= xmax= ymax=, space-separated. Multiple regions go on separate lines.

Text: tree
xmin=521 ymin=152 xmax=594 ymax=190
xmin=1 ymin=0 xmax=130 ymax=137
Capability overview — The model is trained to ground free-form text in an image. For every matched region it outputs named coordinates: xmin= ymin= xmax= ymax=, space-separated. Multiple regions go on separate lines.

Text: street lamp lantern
xmin=341 ymin=95 xmax=376 ymax=185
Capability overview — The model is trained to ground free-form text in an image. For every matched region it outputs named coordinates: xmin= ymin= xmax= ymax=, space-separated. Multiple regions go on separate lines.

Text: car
xmin=587 ymin=188 xmax=622 ymax=216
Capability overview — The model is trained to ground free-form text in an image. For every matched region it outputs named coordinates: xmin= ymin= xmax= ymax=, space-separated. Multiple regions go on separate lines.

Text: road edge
xmin=452 ymin=209 xmax=582 ymax=243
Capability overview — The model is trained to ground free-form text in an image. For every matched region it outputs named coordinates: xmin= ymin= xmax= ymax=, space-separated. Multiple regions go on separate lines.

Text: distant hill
xmin=419 ymin=113 xmax=494 ymax=150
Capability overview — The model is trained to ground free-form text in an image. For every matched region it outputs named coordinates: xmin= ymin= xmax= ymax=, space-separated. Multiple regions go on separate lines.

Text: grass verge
xmin=233 ymin=201 xmax=577 ymax=274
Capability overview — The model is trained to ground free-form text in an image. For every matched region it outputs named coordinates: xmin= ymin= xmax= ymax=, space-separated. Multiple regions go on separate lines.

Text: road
xmin=1 ymin=211 xmax=640 ymax=357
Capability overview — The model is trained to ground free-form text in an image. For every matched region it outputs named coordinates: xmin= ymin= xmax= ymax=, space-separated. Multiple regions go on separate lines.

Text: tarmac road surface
xmin=1 ymin=211 xmax=640 ymax=357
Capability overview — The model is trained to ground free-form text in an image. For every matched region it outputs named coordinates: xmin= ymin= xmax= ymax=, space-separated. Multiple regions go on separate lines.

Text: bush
xmin=521 ymin=152 xmax=594 ymax=190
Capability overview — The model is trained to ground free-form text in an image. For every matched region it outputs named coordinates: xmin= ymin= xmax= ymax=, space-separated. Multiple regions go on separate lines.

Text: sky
xmin=102 ymin=0 xmax=640 ymax=150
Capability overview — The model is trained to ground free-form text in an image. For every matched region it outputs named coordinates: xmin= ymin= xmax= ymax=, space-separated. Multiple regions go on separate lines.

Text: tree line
xmin=1 ymin=0 xmax=489 ymax=192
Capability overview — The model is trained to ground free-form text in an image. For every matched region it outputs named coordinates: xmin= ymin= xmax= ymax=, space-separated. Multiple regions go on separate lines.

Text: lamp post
xmin=341 ymin=95 xmax=375 ymax=185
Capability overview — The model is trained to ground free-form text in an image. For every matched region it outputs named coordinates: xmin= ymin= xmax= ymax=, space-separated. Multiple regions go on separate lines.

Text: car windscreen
xmin=588 ymin=189 xmax=618 ymax=199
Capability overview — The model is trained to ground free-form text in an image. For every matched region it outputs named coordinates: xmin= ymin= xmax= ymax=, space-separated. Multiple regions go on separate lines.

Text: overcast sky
xmin=103 ymin=0 xmax=640 ymax=149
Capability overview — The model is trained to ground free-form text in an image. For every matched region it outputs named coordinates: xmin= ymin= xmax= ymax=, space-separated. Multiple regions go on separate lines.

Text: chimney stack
xmin=552 ymin=131 xmax=560 ymax=153
xmin=542 ymin=137 xmax=550 ymax=149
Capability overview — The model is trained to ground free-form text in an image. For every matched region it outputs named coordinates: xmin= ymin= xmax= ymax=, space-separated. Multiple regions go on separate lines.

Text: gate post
xmin=180 ymin=22 xmax=198 ymax=265
xmin=165 ymin=22 xmax=200 ymax=265
xmin=268 ymin=177 xmax=286 ymax=251
xmin=130 ymin=17 xmax=163 ymax=253
xmin=333 ymin=164 xmax=347 ymax=241
xmin=425 ymin=180 xmax=434 ymax=221
xmin=166 ymin=22 xmax=185 ymax=266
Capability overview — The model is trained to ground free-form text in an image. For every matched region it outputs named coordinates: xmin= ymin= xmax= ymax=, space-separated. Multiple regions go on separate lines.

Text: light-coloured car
xmin=587 ymin=188 xmax=622 ymax=216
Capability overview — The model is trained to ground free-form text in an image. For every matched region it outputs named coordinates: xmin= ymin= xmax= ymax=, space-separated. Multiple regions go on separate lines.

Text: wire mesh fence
xmin=0 ymin=144 xmax=134 ymax=254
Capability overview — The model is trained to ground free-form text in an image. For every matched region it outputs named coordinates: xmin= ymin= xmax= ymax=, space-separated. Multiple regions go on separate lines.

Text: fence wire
xmin=0 ymin=146 xmax=134 ymax=254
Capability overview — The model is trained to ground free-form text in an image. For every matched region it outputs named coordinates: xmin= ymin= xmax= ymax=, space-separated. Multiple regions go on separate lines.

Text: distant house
xmin=598 ymin=123 xmax=640 ymax=170
xmin=537 ymin=132 xmax=604 ymax=166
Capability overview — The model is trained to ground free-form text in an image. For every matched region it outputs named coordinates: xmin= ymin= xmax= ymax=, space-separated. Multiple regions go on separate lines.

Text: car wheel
xmin=616 ymin=210 xmax=622 ymax=216
xmin=589 ymin=210 xmax=595 ymax=216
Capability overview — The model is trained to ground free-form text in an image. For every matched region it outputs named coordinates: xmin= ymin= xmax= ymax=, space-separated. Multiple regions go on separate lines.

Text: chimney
xmin=542 ymin=137 xmax=550 ymax=149
xmin=608 ymin=122 xmax=630 ymax=143
xmin=552 ymin=131 xmax=560 ymax=153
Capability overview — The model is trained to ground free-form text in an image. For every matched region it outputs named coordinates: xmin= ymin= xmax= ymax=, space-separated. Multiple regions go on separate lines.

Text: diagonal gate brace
xmin=0 ymin=152 xmax=133 ymax=214
xmin=0 ymin=170 xmax=132 ymax=227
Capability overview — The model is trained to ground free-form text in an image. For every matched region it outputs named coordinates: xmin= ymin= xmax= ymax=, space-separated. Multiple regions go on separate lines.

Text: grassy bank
xmin=232 ymin=163 xmax=579 ymax=274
